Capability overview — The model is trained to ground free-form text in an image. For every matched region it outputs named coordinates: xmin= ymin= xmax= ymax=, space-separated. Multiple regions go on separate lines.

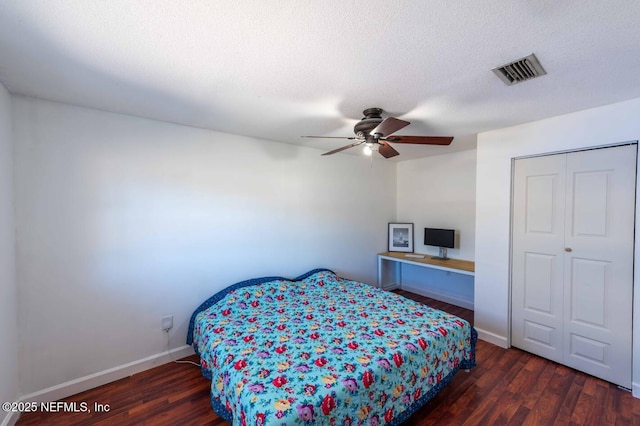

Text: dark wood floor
xmin=17 ymin=291 xmax=640 ymax=425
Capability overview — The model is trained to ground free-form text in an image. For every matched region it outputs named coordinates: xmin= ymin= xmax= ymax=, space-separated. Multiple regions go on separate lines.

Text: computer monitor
xmin=424 ymin=228 xmax=455 ymax=260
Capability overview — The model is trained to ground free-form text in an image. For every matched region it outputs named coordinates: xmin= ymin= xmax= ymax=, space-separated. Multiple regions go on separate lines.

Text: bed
xmin=187 ymin=269 xmax=476 ymax=425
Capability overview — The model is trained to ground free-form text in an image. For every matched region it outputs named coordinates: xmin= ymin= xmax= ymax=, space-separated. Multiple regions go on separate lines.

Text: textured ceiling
xmin=1 ymin=1 xmax=640 ymax=160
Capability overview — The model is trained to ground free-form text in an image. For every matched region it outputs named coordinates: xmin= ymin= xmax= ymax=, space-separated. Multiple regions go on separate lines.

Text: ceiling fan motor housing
xmin=353 ymin=108 xmax=384 ymax=137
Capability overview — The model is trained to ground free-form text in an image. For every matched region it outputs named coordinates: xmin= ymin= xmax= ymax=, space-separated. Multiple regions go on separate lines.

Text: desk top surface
xmin=378 ymin=251 xmax=475 ymax=273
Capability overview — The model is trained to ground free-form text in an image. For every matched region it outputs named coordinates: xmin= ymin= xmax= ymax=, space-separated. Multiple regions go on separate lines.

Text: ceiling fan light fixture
xmin=363 ymin=142 xmax=379 ymax=156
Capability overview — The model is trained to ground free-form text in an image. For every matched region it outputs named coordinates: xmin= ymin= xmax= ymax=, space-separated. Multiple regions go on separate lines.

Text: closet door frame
xmin=509 ymin=142 xmax=638 ymax=381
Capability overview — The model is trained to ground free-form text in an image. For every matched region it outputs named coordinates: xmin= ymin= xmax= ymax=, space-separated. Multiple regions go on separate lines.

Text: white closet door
xmin=512 ymin=153 xmax=567 ymax=363
xmin=512 ymin=144 xmax=636 ymax=388
xmin=562 ymin=145 xmax=636 ymax=388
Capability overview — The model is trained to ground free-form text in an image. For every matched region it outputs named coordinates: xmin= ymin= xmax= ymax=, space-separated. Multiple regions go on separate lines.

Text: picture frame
xmin=388 ymin=223 xmax=414 ymax=252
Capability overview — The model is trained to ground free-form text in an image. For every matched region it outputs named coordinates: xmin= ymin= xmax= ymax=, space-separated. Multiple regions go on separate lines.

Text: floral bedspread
xmin=190 ymin=270 xmax=476 ymax=425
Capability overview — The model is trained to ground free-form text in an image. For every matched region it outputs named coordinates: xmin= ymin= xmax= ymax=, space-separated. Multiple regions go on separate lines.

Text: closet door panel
xmin=563 ymin=145 xmax=636 ymax=388
xmin=511 ymin=154 xmax=566 ymax=362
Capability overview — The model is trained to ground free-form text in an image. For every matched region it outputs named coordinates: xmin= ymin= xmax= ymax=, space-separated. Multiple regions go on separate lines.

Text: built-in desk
xmin=377 ymin=251 xmax=475 ymax=309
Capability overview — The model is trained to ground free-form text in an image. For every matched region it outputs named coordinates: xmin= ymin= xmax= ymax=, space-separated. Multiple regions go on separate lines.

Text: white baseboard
xmin=1 ymin=410 xmax=19 ymax=426
xmin=400 ymin=283 xmax=474 ymax=310
xmin=632 ymin=381 xmax=640 ymax=399
xmin=20 ymin=345 xmax=195 ymax=404
xmin=382 ymin=282 xmax=400 ymax=291
xmin=475 ymin=327 xmax=509 ymax=349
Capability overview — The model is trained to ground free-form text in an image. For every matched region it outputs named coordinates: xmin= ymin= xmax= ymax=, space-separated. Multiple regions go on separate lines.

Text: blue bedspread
xmin=189 ymin=270 xmax=476 ymax=425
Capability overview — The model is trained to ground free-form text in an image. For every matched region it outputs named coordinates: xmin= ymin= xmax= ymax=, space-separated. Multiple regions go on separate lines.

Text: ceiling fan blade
xmin=321 ymin=141 xmax=364 ymax=156
xmin=378 ymin=141 xmax=400 ymax=159
xmin=370 ymin=117 xmax=410 ymax=137
xmin=301 ymin=136 xmax=357 ymax=139
xmin=385 ymin=135 xmax=454 ymax=145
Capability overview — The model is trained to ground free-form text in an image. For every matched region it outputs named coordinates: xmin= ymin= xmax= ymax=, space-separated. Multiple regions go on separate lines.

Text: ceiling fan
xmin=302 ymin=108 xmax=453 ymax=158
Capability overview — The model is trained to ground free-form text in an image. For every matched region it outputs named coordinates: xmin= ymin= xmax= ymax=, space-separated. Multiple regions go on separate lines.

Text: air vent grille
xmin=492 ymin=53 xmax=547 ymax=86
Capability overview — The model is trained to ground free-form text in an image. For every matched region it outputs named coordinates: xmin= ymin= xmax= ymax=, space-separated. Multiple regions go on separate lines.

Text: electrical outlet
xmin=161 ymin=315 xmax=173 ymax=331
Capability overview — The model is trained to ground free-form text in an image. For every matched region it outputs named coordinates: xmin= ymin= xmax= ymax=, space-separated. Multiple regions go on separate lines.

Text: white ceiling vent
xmin=492 ymin=53 xmax=547 ymax=86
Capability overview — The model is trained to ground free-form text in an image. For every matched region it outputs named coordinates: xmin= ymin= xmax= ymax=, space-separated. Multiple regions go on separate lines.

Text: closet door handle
xmin=565 ymin=248 xmax=572 ymax=252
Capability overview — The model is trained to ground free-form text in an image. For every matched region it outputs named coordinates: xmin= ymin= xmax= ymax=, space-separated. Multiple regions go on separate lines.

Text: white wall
xmin=0 ymin=83 xmax=18 ymax=425
xmin=12 ymin=97 xmax=396 ymax=396
xmin=475 ymin=97 xmax=640 ymax=394
xmin=395 ymin=150 xmax=476 ymax=309
xmin=397 ymin=149 xmax=476 ymax=260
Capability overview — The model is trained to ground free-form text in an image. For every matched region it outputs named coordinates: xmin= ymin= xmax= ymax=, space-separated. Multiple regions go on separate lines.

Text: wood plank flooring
xmin=17 ymin=290 xmax=640 ymax=425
